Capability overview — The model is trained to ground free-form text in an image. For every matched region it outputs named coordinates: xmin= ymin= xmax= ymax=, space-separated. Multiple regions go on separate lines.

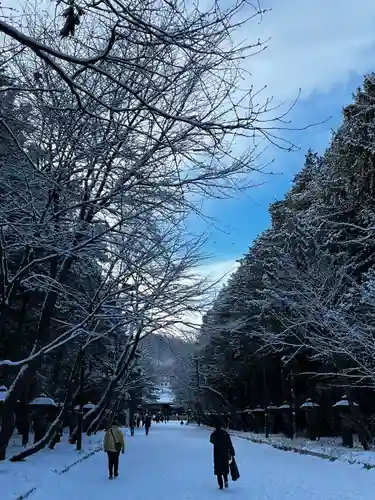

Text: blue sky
xmin=193 ymin=0 xmax=375 ymax=284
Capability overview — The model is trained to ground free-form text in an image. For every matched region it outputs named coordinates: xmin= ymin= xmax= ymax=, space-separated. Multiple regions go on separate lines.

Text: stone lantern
xmin=278 ymin=401 xmax=293 ymax=438
xmin=267 ymin=403 xmax=279 ymax=435
xmin=300 ymin=398 xmax=319 ymax=441
xmin=29 ymin=395 xmax=57 ymax=443
xmin=333 ymin=395 xmax=358 ymax=448
xmin=252 ymin=406 xmax=265 ymax=434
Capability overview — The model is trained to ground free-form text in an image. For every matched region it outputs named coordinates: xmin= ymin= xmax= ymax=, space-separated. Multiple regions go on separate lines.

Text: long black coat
xmin=210 ymin=429 xmax=235 ymax=476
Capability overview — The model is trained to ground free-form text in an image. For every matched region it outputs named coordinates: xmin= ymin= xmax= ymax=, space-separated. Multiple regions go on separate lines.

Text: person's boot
xmin=224 ymin=480 xmax=229 ymax=488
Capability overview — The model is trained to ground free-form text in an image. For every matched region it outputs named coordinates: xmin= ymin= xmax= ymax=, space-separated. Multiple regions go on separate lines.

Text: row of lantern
xmin=0 ymin=386 xmax=95 ymax=411
xmin=2 ymin=387 xmax=357 ymax=415
xmin=243 ymin=395 xmax=358 ymax=414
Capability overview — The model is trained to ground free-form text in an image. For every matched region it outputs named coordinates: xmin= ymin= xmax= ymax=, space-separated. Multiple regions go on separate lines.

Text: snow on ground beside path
xmin=1 ymin=431 xmax=103 ymax=499
xmin=28 ymin=422 xmax=375 ymax=500
xmin=214 ymin=427 xmax=375 ymax=467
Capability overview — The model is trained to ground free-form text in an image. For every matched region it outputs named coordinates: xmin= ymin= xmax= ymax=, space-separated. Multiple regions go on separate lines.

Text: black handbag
xmin=230 ymin=457 xmax=240 ymax=481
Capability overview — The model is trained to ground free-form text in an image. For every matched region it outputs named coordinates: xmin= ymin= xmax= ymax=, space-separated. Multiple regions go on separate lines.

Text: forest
xmin=0 ymin=0 xmax=283 ymax=462
xmin=1 ymin=0 xmax=373 ymax=463
xmin=189 ymin=75 xmax=375 ymax=449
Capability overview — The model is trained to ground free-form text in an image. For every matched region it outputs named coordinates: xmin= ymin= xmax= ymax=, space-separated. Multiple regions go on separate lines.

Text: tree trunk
xmin=0 ymin=364 xmax=31 ymax=461
xmin=0 ymin=291 xmax=58 ymax=459
xmin=71 ymin=323 xmax=143 ymax=440
xmin=83 ymin=367 xmax=129 ymax=436
xmin=89 ymin=406 xmax=107 ymax=435
xmin=6 ymin=350 xmax=79 ymax=460
xmin=10 ymin=369 xmax=78 ymax=460
xmin=10 ymin=411 xmax=63 ymax=461
xmin=347 ymin=392 xmax=371 ymax=451
xmin=202 ymin=385 xmax=243 ymax=429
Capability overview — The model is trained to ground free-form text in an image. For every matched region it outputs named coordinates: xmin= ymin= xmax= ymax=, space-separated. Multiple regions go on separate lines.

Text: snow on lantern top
xmin=333 ymin=395 xmax=358 ymax=408
xmin=83 ymin=402 xmax=95 ymax=410
xmin=74 ymin=402 xmax=95 ymax=410
xmin=300 ymin=398 xmax=319 ymax=409
xmin=29 ymin=395 xmax=57 ymax=406
xmin=278 ymin=402 xmax=291 ymax=410
xmin=268 ymin=404 xmax=279 ymax=410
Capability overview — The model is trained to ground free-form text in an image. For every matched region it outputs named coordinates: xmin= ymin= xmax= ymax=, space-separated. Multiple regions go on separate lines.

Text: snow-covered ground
xmin=4 ymin=422 xmax=375 ymax=500
xmin=2 ymin=431 xmax=103 ymax=499
xmin=209 ymin=427 xmax=375 ymax=468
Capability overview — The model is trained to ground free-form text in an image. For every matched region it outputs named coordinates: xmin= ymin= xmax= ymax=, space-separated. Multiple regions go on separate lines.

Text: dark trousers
xmin=145 ymin=426 xmax=150 ymax=435
xmin=107 ymin=451 xmax=120 ymax=477
xmin=130 ymin=426 xmax=135 ymax=436
xmin=217 ymin=474 xmax=228 ymax=489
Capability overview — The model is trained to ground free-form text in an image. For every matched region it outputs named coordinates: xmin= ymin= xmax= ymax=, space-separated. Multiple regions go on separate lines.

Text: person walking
xmin=130 ymin=415 xmax=135 ymax=436
xmin=104 ymin=421 xmax=125 ymax=479
xmin=210 ymin=421 xmax=235 ymax=490
xmin=144 ymin=413 xmax=152 ymax=435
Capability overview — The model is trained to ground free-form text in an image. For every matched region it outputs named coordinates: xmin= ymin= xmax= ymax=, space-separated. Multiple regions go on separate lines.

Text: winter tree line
xmin=183 ymin=75 xmax=375 ymax=448
xmin=0 ymin=0 xmax=292 ymax=461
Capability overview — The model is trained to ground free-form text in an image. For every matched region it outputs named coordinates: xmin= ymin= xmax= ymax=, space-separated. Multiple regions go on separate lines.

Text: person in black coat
xmin=130 ymin=415 xmax=136 ymax=436
xmin=210 ymin=422 xmax=235 ymax=490
xmin=144 ymin=413 xmax=152 ymax=435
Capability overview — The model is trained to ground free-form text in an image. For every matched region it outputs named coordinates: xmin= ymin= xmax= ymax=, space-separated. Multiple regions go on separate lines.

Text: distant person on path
xmin=145 ymin=413 xmax=152 ymax=435
xmin=210 ymin=421 xmax=235 ymax=490
xmin=130 ymin=415 xmax=136 ymax=436
xmin=104 ymin=421 xmax=125 ymax=479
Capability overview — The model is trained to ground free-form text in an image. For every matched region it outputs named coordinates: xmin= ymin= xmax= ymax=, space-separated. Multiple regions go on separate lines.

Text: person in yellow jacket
xmin=103 ymin=421 xmax=125 ymax=479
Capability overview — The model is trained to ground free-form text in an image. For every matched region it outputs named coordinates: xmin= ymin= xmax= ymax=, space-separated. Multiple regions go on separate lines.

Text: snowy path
xmin=29 ymin=422 xmax=375 ymax=500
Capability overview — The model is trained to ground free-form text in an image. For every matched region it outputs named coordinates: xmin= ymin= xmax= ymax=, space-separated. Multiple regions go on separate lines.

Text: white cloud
xmin=241 ymin=0 xmax=375 ymax=102
xmin=196 ymin=258 xmax=238 ymax=286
